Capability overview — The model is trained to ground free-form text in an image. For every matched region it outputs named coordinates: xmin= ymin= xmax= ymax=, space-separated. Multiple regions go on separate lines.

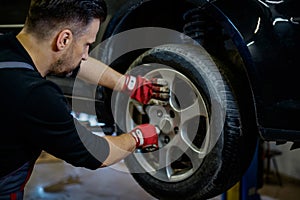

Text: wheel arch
xmin=199 ymin=3 xmax=261 ymax=138
xmin=101 ymin=0 xmax=260 ymax=135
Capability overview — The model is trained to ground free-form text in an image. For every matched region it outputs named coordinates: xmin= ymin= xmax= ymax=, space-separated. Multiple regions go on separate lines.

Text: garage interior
xmin=1 ymin=0 xmax=299 ymax=199
xmin=23 ymin=113 xmax=300 ymax=200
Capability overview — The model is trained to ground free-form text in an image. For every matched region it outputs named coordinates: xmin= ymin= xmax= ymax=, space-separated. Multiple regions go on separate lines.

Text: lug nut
xmin=164 ymin=136 xmax=170 ymax=144
xmin=157 ymin=110 xmax=163 ymax=117
xmin=174 ymin=127 xmax=179 ymax=134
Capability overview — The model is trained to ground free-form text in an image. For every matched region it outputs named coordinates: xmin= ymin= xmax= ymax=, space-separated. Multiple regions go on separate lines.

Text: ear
xmin=56 ymin=29 xmax=73 ymax=51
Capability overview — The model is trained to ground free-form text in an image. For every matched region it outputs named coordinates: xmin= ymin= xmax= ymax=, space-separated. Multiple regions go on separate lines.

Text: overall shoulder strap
xmin=0 ymin=160 xmax=34 ymax=200
xmin=0 ymin=61 xmax=34 ymax=71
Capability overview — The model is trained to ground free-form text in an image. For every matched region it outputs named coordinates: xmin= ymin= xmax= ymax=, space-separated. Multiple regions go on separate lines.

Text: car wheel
xmin=113 ymin=44 xmax=257 ymax=200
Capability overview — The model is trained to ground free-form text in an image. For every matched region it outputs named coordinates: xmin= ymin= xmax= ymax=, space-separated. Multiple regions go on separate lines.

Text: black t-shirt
xmin=0 ymin=33 xmax=109 ymax=178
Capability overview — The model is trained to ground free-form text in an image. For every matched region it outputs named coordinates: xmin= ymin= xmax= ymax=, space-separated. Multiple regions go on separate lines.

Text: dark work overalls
xmin=0 ymin=62 xmax=36 ymax=200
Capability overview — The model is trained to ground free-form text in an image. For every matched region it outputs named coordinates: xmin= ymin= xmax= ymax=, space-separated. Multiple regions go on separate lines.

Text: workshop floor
xmin=23 ymin=114 xmax=300 ymax=200
xmin=24 ymin=155 xmax=300 ymax=200
xmin=24 ymin=157 xmax=157 ymax=200
xmin=259 ymin=175 xmax=300 ymax=200
xmin=24 ymin=154 xmax=224 ymax=200
xmin=24 ymin=151 xmax=300 ymax=200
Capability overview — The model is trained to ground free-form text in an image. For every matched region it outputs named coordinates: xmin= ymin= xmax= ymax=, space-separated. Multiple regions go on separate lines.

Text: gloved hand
xmin=122 ymin=75 xmax=170 ymax=105
xmin=130 ymin=124 xmax=160 ymax=151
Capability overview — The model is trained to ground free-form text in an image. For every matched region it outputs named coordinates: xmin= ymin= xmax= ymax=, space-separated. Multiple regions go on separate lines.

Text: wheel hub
xmin=159 ymin=118 xmax=173 ymax=134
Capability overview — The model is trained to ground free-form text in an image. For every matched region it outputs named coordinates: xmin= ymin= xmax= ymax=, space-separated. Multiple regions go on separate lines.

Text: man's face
xmin=50 ymin=19 xmax=100 ymax=76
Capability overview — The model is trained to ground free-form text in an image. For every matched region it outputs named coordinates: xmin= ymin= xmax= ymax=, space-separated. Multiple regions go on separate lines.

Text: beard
xmin=49 ymin=49 xmax=81 ymax=77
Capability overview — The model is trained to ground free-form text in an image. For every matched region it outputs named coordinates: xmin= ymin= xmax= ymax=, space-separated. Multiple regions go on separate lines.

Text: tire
xmin=113 ymin=44 xmax=257 ymax=200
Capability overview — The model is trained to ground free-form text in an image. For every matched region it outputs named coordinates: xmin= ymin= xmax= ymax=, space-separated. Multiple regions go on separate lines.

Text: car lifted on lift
xmin=1 ymin=0 xmax=299 ymax=199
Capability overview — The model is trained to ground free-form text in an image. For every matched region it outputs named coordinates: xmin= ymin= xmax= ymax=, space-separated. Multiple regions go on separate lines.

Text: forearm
xmin=78 ymin=56 xmax=125 ymax=91
xmin=100 ymin=133 xmax=136 ymax=167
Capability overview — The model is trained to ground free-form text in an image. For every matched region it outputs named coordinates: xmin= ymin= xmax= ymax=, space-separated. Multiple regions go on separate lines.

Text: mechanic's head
xmin=24 ymin=0 xmax=107 ymax=39
xmin=20 ymin=0 xmax=107 ymax=77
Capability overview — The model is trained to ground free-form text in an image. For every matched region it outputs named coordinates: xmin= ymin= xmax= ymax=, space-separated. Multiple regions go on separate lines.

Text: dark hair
xmin=24 ymin=0 xmax=107 ymax=38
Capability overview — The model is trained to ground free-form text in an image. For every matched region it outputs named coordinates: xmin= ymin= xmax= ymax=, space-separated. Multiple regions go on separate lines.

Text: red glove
xmin=122 ymin=75 xmax=169 ymax=105
xmin=130 ymin=124 xmax=159 ymax=151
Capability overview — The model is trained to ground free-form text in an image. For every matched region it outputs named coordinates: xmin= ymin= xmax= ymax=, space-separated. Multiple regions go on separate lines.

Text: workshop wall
xmin=271 ymin=142 xmax=300 ymax=180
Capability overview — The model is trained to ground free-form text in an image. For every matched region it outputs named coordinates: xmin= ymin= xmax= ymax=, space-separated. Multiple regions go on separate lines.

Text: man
xmin=0 ymin=0 xmax=169 ymax=199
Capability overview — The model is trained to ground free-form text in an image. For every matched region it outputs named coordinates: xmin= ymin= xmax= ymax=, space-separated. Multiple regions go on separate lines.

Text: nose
xmin=82 ymin=51 xmax=89 ymax=61
xmin=82 ymin=47 xmax=89 ymax=61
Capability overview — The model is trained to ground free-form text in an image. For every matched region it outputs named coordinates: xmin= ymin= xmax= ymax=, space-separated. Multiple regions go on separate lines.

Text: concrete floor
xmin=23 ymin=114 xmax=300 ymax=200
xmin=259 ymin=175 xmax=300 ymax=200
xmin=24 ymin=159 xmax=157 ymax=200
xmin=23 ymin=156 xmax=300 ymax=200
xmin=24 ymin=156 xmax=224 ymax=200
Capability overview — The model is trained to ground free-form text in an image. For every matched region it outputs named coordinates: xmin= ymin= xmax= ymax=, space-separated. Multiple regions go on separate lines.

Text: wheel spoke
xmin=184 ymin=147 xmax=205 ymax=170
xmin=177 ymin=133 xmax=206 ymax=158
xmin=180 ymin=100 xmax=204 ymax=125
xmin=176 ymin=135 xmax=206 ymax=169
xmin=157 ymin=145 xmax=174 ymax=180
xmin=156 ymin=70 xmax=176 ymax=90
